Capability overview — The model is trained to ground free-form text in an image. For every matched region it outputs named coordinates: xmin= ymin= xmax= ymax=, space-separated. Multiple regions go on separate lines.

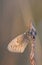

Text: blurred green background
xmin=0 ymin=0 xmax=42 ymax=65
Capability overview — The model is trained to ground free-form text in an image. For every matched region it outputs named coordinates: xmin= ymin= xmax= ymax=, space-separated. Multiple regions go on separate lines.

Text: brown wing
xmin=7 ymin=34 xmax=28 ymax=53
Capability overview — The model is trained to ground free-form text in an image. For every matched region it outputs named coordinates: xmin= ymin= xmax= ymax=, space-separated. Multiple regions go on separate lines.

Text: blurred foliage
xmin=29 ymin=0 xmax=42 ymax=26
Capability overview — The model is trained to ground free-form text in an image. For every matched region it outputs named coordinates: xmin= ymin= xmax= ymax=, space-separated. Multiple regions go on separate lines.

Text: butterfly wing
xmin=7 ymin=33 xmax=28 ymax=53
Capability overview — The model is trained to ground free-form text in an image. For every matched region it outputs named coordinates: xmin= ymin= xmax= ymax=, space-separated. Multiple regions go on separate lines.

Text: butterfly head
xmin=26 ymin=21 xmax=37 ymax=40
xmin=29 ymin=24 xmax=37 ymax=39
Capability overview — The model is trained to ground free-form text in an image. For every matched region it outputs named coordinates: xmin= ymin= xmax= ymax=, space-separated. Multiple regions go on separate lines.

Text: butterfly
xmin=7 ymin=22 xmax=37 ymax=53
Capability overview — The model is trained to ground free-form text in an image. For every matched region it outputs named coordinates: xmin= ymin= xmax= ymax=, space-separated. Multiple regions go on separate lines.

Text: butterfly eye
xmin=34 ymin=31 xmax=37 ymax=35
xmin=30 ymin=31 xmax=32 ymax=35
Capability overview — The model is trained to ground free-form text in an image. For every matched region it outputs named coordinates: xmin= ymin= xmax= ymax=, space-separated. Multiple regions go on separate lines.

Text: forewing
xmin=7 ymin=34 xmax=28 ymax=53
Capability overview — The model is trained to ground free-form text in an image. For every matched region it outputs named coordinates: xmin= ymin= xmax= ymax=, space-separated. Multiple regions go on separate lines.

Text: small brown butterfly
xmin=7 ymin=22 xmax=37 ymax=53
